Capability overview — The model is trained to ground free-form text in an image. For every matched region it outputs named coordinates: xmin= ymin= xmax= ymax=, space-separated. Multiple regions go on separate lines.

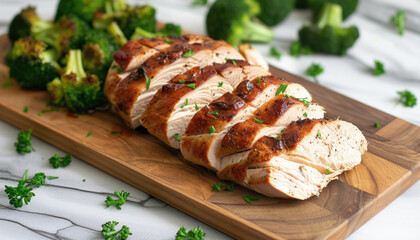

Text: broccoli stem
xmin=130 ymin=27 xmax=156 ymax=40
xmin=241 ymin=20 xmax=274 ymax=43
xmin=32 ymin=19 xmax=54 ymax=34
xmin=317 ymin=3 xmax=342 ymax=28
xmin=108 ymin=22 xmax=128 ymax=46
xmin=65 ymin=50 xmax=87 ymax=80
xmin=39 ymin=50 xmax=60 ymax=69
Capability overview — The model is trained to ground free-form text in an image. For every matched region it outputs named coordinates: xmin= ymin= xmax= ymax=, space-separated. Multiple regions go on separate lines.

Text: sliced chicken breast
xmin=238 ymin=43 xmax=269 ymax=71
xmin=218 ymin=119 xmax=367 ymax=200
xmin=105 ymin=40 xmax=244 ymax=128
xmin=218 ymin=95 xmax=325 ymax=158
xmin=180 ymin=76 xmax=312 ymax=171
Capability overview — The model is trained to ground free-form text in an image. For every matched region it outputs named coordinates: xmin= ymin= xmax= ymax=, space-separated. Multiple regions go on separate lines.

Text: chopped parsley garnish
xmin=30 ymin=172 xmax=46 ymax=187
xmin=145 ymin=73 xmax=151 ymax=90
xmin=270 ymin=46 xmax=281 ymax=60
xmin=225 ymin=182 xmax=235 ymax=191
xmin=225 ymin=58 xmax=237 ymax=65
xmin=317 ymin=130 xmax=321 ymax=138
xmin=218 ymin=82 xmax=224 ymax=87
xmin=83 ymin=179 xmax=86 ymax=182
xmin=374 ymin=122 xmax=380 ymax=128
xmin=116 ymin=67 xmax=124 ymax=73
xmin=212 ymin=183 xmax=226 ymax=192
xmin=397 ymin=90 xmax=417 ymax=107
xmin=208 ymin=111 xmax=218 ymax=115
xmin=373 ymin=60 xmax=385 ymax=76
xmin=254 ymin=117 xmax=264 ymax=124
xmin=179 ymin=79 xmax=186 ymax=83
xmin=191 ymin=0 xmax=208 ymax=6
xmin=2 ymin=81 xmax=13 ymax=88
xmin=257 ymin=77 xmax=261 ymax=83
xmin=390 ymin=10 xmax=405 ymax=35
xmin=183 ymin=49 xmax=195 ymax=58
xmin=174 ymin=133 xmax=180 ymax=142
xmin=294 ymin=96 xmax=310 ymax=107
xmin=290 ymin=41 xmax=313 ymax=57
xmin=101 ymin=221 xmax=131 ymax=240
xmin=185 ymin=83 xmax=196 ymax=89
xmin=47 ymin=176 xmax=59 ymax=180
xmin=326 ymin=168 xmax=331 ymax=174
xmin=209 ymin=126 xmax=216 ymax=134
xmin=276 ymin=128 xmax=285 ymax=140
xmin=23 ymin=106 xmax=29 ymax=113
xmin=181 ymin=98 xmax=189 ymax=108
xmin=86 ymin=131 xmax=92 ymax=137
xmin=175 ymin=226 xmax=205 ymax=240
xmin=4 ymin=170 xmax=35 ymax=208
xmin=15 ymin=128 xmax=34 ymax=154
xmin=242 ymin=194 xmax=260 ymax=203
xmin=164 ymin=38 xmax=174 ymax=44
xmin=194 ymin=102 xmax=199 ymax=111
xmin=275 ymin=83 xmax=288 ymax=96
xmin=303 ymin=112 xmax=307 ymax=118
xmin=305 ymin=63 xmax=323 ymax=83
xmin=49 ymin=153 xmax=72 ymax=168
xmin=111 ymin=131 xmax=121 ymax=135
xmin=105 ymin=190 xmax=130 ymax=210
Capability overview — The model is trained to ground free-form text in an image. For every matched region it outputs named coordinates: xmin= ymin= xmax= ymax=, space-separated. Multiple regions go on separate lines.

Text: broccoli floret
xmin=298 ymin=3 xmax=359 ymax=55
xmin=107 ymin=22 xmax=128 ymax=46
xmin=47 ymin=78 xmax=65 ymax=106
xmin=130 ymin=23 xmax=182 ymax=40
xmin=295 ymin=0 xmax=310 ymax=9
xmin=117 ymin=5 xmax=157 ymax=37
xmin=8 ymin=6 xmax=54 ymax=43
xmin=309 ymin=0 xmax=358 ymax=21
xmin=8 ymin=37 xmax=60 ymax=89
xmin=55 ymin=0 xmax=105 ymax=23
xmin=82 ymin=29 xmax=119 ymax=82
xmin=206 ymin=0 xmax=273 ymax=46
xmin=92 ymin=0 xmax=128 ymax=29
xmin=255 ymin=0 xmax=296 ymax=26
xmin=48 ymin=49 xmax=106 ymax=113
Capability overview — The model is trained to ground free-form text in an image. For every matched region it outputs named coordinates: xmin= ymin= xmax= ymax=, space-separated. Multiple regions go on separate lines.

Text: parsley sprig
xmin=305 ymin=63 xmax=324 ymax=83
xmin=175 ymin=226 xmax=205 ymax=240
xmin=270 ymin=46 xmax=281 ymax=60
xmin=373 ymin=60 xmax=385 ymax=76
xmin=101 ymin=221 xmax=132 ymax=240
xmin=15 ymin=128 xmax=34 ymax=154
xmin=105 ymin=190 xmax=130 ymax=210
xmin=390 ymin=10 xmax=406 ymax=35
xmin=4 ymin=170 xmax=35 ymax=208
xmin=290 ymin=41 xmax=313 ymax=57
xmin=397 ymin=90 xmax=417 ymax=107
xmin=49 ymin=153 xmax=72 ymax=168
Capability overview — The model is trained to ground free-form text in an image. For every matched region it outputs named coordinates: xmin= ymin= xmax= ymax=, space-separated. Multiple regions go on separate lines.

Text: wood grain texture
xmin=0 ymin=35 xmax=419 ymax=240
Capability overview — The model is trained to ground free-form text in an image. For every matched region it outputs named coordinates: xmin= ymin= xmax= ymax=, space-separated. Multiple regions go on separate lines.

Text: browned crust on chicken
xmin=218 ymin=96 xmax=301 ymax=157
xmin=140 ymin=66 xmax=218 ymax=145
xmin=138 ymin=34 xmax=211 ymax=50
xmin=233 ymin=75 xmax=287 ymax=103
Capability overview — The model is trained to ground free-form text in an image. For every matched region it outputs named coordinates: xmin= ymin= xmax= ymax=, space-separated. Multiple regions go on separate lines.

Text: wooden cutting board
xmin=1 ymin=34 xmax=419 ymax=240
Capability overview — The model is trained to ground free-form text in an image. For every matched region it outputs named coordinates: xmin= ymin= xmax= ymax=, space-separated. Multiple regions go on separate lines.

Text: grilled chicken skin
xmin=218 ymin=119 xmax=368 ymax=200
xmin=105 ymin=39 xmax=244 ymax=128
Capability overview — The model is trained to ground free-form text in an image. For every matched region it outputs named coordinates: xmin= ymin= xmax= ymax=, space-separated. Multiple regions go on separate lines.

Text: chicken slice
xmin=238 ymin=43 xmax=269 ymax=71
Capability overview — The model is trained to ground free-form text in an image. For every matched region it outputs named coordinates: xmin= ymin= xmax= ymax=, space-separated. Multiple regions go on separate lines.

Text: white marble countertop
xmin=0 ymin=0 xmax=419 ymax=239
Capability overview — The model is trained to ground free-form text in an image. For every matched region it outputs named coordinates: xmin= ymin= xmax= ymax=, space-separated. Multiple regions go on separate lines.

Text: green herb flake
xmin=164 ymin=38 xmax=174 ymax=44
xmin=83 ymin=179 xmax=86 ymax=182
xmin=145 ymin=73 xmax=151 ymax=90
xmin=101 ymin=221 xmax=132 ymax=240
xmin=257 ymin=77 xmax=261 ymax=83
xmin=49 ymin=153 xmax=72 ymax=168
xmin=276 ymin=128 xmax=285 ymax=140
xmin=242 ymin=194 xmax=260 ymax=203
xmin=191 ymin=0 xmax=208 ymax=6
xmin=116 ymin=67 xmax=124 ymax=73
xmin=86 ymin=131 xmax=92 ymax=137
xmin=303 ymin=112 xmax=307 ymax=118
xmin=305 ymin=63 xmax=324 ymax=83
xmin=2 ymin=81 xmax=13 ymax=88
xmin=30 ymin=172 xmax=46 ymax=187
xmin=179 ymin=79 xmax=186 ymax=83
xmin=317 ymin=130 xmax=321 ymax=138
xmin=181 ymin=98 xmax=189 ymax=109
xmin=183 ymin=49 xmax=195 ymax=58
xmin=293 ymin=96 xmax=310 ymax=107
xmin=47 ymin=176 xmax=59 ymax=180
xmin=254 ymin=117 xmax=264 ymax=124
xmin=225 ymin=58 xmax=237 ymax=65
xmin=390 ymin=10 xmax=406 ymax=35
xmin=37 ymin=112 xmax=42 ymax=116
xmin=209 ymin=125 xmax=216 ymax=134
xmin=208 ymin=111 xmax=218 ymax=116
xmin=174 ymin=133 xmax=180 ymax=142
xmin=374 ymin=122 xmax=380 ymax=128
xmin=212 ymin=183 xmax=226 ymax=192
xmin=111 ymin=131 xmax=121 ymax=135
xmin=290 ymin=41 xmax=313 ymax=57
xmin=397 ymin=90 xmax=417 ymax=107
xmin=373 ymin=60 xmax=385 ymax=76
xmin=218 ymin=82 xmax=224 ymax=87
xmin=194 ymin=102 xmax=199 ymax=111
xmin=175 ymin=226 xmax=205 ymax=240
xmin=23 ymin=106 xmax=29 ymax=113
xmin=40 ymin=108 xmax=59 ymax=113
xmin=4 ymin=170 xmax=35 ymax=208
xmin=15 ymin=128 xmax=34 ymax=154
xmin=105 ymin=190 xmax=130 ymax=210
xmin=276 ymin=83 xmax=288 ymax=96
xmin=185 ymin=83 xmax=196 ymax=89
xmin=225 ymin=182 xmax=235 ymax=191
xmin=326 ymin=168 xmax=331 ymax=174
xmin=270 ymin=46 xmax=281 ymax=60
